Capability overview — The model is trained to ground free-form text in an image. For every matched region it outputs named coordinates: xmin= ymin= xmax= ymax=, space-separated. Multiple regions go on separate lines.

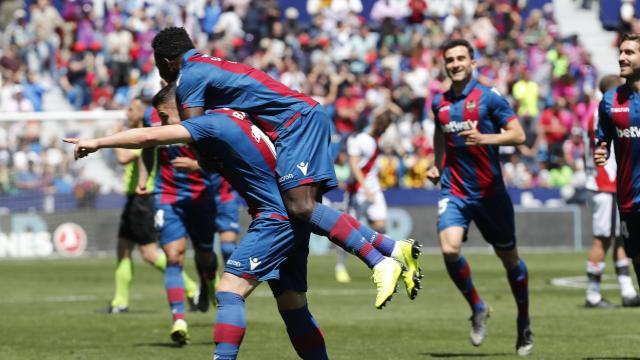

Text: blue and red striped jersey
xmin=209 ymin=172 xmax=239 ymax=205
xmin=596 ymin=84 xmax=640 ymax=213
xmin=431 ymin=79 xmax=517 ymax=199
xmin=180 ymin=108 xmax=286 ymax=218
xmin=176 ymin=49 xmax=318 ymax=141
xmin=143 ymin=106 xmax=215 ymax=204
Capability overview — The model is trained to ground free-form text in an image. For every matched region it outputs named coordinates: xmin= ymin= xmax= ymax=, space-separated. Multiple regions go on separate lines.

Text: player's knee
xmin=276 ymin=291 xmax=307 ymax=311
xmin=285 ymin=199 xmax=315 ymax=222
xmin=441 ymin=249 xmax=460 ymax=262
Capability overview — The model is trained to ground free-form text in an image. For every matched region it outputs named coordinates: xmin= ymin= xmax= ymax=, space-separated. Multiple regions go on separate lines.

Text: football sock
xmin=310 ymin=203 xmax=384 ymax=268
xmin=280 ymin=305 xmax=328 ymax=360
xmin=507 ymin=259 xmax=530 ymax=330
xmin=445 ymin=256 xmax=486 ymax=313
xmin=586 ymin=261 xmax=605 ymax=304
xmin=221 ymin=242 xmax=238 ymax=264
xmin=343 ymin=213 xmax=395 ymax=256
xmin=165 ymin=263 xmax=185 ymax=321
xmin=214 ymin=292 xmax=246 ymax=360
xmin=152 ymin=252 xmax=167 ymax=271
xmin=111 ymin=258 xmax=132 ymax=307
xmin=615 ymin=259 xmax=638 ymax=298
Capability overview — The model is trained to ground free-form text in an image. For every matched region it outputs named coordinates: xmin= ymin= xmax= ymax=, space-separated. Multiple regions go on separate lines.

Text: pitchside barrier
xmin=0 ymin=111 xmax=589 ymax=259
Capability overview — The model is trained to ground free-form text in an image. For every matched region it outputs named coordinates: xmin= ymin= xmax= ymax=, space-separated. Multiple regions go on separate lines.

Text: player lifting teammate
xmin=428 ymin=39 xmax=532 ymax=356
xmin=151 ymin=27 xmax=422 ymax=308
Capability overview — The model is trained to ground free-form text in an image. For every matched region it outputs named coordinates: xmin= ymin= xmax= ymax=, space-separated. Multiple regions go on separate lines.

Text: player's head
xmin=442 ymin=39 xmax=476 ymax=84
xmin=598 ymin=74 xmax=624 ymax=94
xmin=152 ymin=83 xmax=180 ymax=125
xmin=126 ymin=97 xmax=148 ymax=128
xmin=152 ymin=27 xmax=194 ymax=82
xmin=371 ymin=111 xmax=393 ymax=137
xmin=618 ymin=33 xmax=640 ymax=79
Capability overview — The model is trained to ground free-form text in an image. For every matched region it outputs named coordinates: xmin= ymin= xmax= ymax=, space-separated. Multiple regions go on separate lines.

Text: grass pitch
xmin=0 ymin=252 xmax=638 ymax=359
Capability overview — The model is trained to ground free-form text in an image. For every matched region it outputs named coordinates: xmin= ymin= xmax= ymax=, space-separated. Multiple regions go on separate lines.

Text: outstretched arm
xmin=63 ymin=124 xmax=193 ymax=159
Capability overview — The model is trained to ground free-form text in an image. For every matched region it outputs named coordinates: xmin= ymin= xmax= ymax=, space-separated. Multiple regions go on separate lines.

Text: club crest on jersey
xmin=441 ymin=120 xmax=478 ymax=133
xmin=465 ymin=100 xmax=477 ymax=111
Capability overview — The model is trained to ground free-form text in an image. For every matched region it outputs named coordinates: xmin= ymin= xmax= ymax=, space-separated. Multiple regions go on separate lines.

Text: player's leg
xmin=620 ymin=213 xmax=640 ymax=300
xmin=216 ymin=199 xmax=241 ymax=264
xmin=186 ymin=201 xmax=219 ymax=311
xmin=612 ymin=238 xmax=640 ymax=306
xmin=110 ymin=235 xmax=135 ymax=312
xmin=585 ymin=192 xmax=616 ymax=307
xmin=220 ymin=231 xmax=239 ymax=264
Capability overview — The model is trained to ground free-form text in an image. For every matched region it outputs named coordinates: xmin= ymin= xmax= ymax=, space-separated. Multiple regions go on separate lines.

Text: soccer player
xmin=139 ymin=102 xmax=219 ymax=344
xmin=151 ymin=27 xmax=421 ymax=308
xmin=336 ymin=109 xmax=401 ymax=286
xmin=427 ymin=39 xmax=532 ymax=355
xmin=584 ymin=74 xmax=640 ymax=308
xmin=594 ymin=33 xmax=640 ymax=303
xmin=65 ymin=84 xmax=330 ymax=360
xmin=108 ymin=97 xmax=198 ymax=314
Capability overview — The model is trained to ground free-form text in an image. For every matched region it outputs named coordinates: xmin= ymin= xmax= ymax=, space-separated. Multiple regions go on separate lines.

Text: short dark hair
xmin=152 ymin=83 xmax=177 ymax=109
xmin=152 ymin=27 xmax=194 ymax=60
xmin=599 ymin=74 xmax=623 ymax=94
xmin=621 ymin=33 xmax=640 ymax=47
xmin=441 ymin=39 xmax=475 ymax=59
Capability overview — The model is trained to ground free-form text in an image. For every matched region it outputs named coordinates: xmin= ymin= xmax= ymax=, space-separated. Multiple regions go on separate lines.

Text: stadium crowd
xmin=0 ymin=0 xmax=601 ymax=197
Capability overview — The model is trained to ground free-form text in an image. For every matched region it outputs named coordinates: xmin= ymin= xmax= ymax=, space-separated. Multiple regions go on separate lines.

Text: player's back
xmin=177 ymin=50 xmax=318 ymax=138
xmin=180 ymin=109 xmax=286 ymax=218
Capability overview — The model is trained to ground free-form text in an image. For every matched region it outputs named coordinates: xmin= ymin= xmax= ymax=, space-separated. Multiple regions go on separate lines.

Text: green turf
xmin=0 ymin=252 xmax=638 ymax=359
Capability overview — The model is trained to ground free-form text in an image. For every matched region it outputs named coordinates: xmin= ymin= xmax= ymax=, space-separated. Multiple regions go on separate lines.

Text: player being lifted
xmin=584 ymin=74 xmax=640 ymax=308
xmin=427 ymin=39 xmax=532 ymax=355
xmin=107 ymin=97 xmax=198 ymax=314
xmin=595 ymin=33 xmax=640 ymax=304
xmin=151 ymin=27 xmax=421 ymax=308
xmin=65 ymin=83 xmax=330 ymax=360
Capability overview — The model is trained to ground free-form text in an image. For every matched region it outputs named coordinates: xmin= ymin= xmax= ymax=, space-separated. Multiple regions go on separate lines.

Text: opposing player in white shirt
xmin=584 ymin=74 xmax=640 ymax=308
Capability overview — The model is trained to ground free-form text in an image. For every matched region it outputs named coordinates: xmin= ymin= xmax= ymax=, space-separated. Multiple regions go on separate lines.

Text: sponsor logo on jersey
xmin=279 ymin=173 xmax=294 ymax=183
xmin=227 ymin=259 xmax=242 ymax=268
xmin=439 ymin=105 xmax=451 ymax=112
xmin=611 ymin=107 xmax=630 ymax=113
xmin=441 ymin=120 xmax=478 ymax=134
xmin=616 ymin=126 xmax=640 ymax=138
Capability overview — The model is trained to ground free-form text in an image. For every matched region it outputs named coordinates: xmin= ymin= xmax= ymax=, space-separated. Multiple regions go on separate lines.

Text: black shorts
xmin=118 ymin=195 xmax=156 ymax=245
xmin=621 ymin=211 xmax=640 ymax=258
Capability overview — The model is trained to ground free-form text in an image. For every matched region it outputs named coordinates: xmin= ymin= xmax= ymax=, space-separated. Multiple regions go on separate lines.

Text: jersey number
xmin=250 ymin=125 xmax=277 ymax=158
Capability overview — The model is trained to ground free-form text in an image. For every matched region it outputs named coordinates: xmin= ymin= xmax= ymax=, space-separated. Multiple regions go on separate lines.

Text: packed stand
xmin=0 ymin=0 xmax=600 ymax=198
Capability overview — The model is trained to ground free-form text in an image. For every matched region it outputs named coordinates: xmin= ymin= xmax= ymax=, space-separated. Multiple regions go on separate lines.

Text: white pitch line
xmin=550 ymin=275 xmax=619 ymax=290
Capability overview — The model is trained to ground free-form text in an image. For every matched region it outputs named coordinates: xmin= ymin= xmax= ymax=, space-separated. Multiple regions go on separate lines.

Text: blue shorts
xmin=215 ymin=198 xmax=241 ymax=233
xmin=621 ymin=212 xmax=640 ymax=258
xmin=154 ymin=200 xmax=216 ymax=250
xmin=437 ymin=191 xmax=516 ymax=250
xmin=275 ymin=106 xmax=338 ymax=193
xmin=224 ymin=214 xmax=310 ymax=293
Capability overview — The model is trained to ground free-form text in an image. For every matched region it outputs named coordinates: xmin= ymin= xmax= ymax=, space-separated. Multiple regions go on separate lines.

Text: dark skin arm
xmin=179 ymin=107 xmax=204 ymax=121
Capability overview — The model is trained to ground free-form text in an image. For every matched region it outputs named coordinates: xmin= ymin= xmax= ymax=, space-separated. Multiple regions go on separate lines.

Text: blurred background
xmin=0 ymin=0 xmax=634 ymax=256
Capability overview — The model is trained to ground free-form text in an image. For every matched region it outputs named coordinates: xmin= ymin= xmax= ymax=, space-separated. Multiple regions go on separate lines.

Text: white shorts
xmin=347 ymin=190 xmax=388 ymax=222
xmin=591 ymin=192 xmax=620 ymax=238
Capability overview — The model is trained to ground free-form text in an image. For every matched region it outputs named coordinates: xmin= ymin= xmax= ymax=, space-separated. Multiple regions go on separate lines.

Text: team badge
xmin=466 ymin=100 xmax=477 ymax=111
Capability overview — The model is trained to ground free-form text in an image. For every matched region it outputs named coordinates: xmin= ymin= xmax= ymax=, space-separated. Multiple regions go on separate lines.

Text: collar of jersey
xmin=181 ymin=49 xmax=200 ymax=65
xmin=447 ymin=77 xmax=478 ymax=100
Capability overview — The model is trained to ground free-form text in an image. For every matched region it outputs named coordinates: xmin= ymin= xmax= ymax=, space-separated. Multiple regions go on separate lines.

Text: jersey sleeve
xmin=431 ymin=93 xmax=442 ymax=125
xmin=176 ymin=64 xmax=208 ymax=109
xmin=487 ymin=87 xmax=517 ymax=127
xmin=142 ymin=106 xmax=152 ymax=127
xmin=595 ymin=94 xmax=614 ymax=154
xmin=346 ymin=135 xmax=361 ymax=157
xmin=180 ymin=115 xmax=218 ymax=143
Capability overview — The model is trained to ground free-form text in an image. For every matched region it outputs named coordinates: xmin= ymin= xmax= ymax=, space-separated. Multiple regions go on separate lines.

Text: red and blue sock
xmin=164 ymin=263 xmax=185 ymax=321
xmin=214 ymin=291 xmax=246 ymax=360
xmin=507 ymin=259 xmax=530 ymax=330
xmin=279 ymin=305 xmax=328 ymax=359
xmin=220 ymin=242 xmax=238 ymax=265
xmin=310 ymin=203 xmax=384 ymax=269
xmin=343 ymin=213 xmax=395 ymax=256
xmin=445 ymin=256 xmax=486 ymax=313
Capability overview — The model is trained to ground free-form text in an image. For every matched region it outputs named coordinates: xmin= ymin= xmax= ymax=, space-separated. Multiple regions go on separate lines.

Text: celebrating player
xmin=65 ymin=83 xmax=329 ymax=360
xmin=594 ymin=33 xmax=640 ymax=302
xmin=151 ymin=27 xmax=422 ymax=308
xmin=428 ymin=39 xmax=532 ymax=355
xmin=584 ymin=74 xmax=640 ymax=308
xmin=107 ymin=97 xmax=198 ymax=314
